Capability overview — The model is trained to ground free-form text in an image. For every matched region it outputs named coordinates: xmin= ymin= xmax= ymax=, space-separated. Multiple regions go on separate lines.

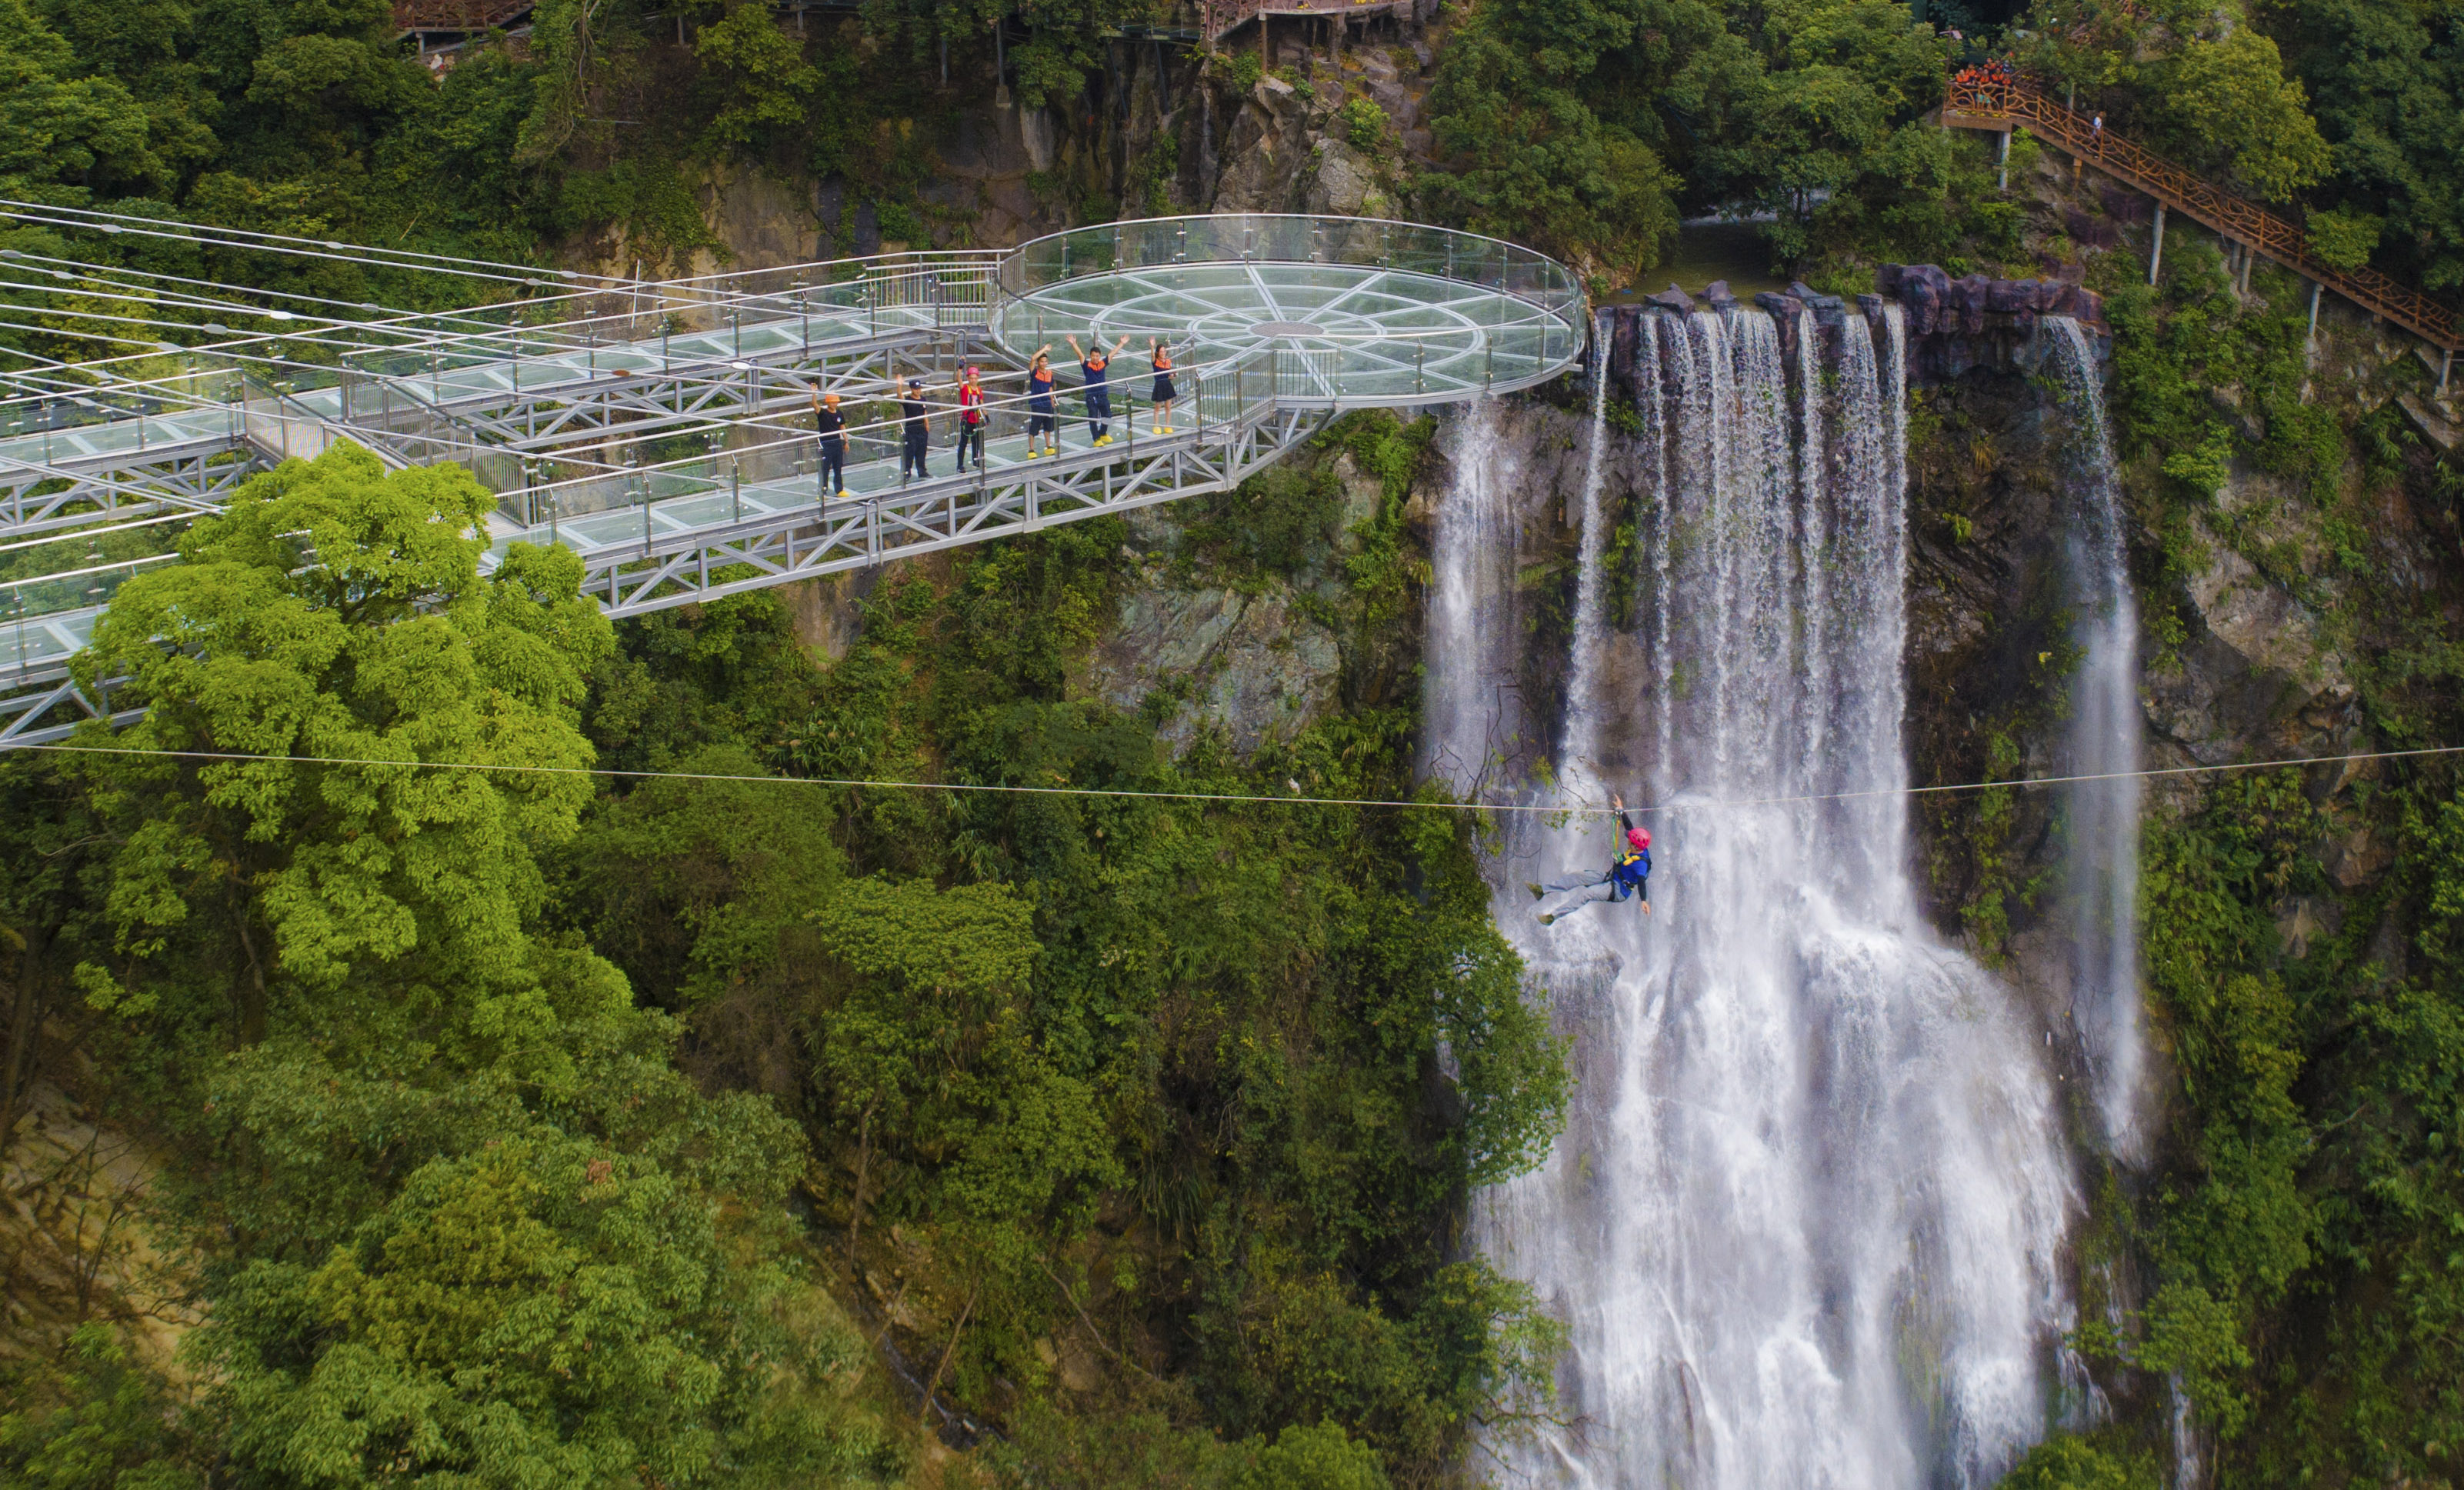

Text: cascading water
xmin=2043 ymin=317 xmax=2146 ymax=1162
xmin=1561 ymin=315 xmax=1615 ymax=789
xmin=1425 ymin=395 xmax=1528 ymax=798
xmin=1460 ymin=306 xmax=2076 ymax=1488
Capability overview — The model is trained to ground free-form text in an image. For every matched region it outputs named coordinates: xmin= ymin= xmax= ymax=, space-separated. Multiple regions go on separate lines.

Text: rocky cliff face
xmin=562 ymin=17 xmax=1435 ymax=278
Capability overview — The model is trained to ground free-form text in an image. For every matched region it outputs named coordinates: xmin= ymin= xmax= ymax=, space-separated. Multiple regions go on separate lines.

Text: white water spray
xmin=1462 ymin=307 xmax=2075 ymax=1489
xmin=1425 ymin=395 xmax=1526 ymax=798
xmin=1562 ymin=315 xmax=1616 ymax=788
xmin=2045 ymin=317 xmax=2146 ymax=1162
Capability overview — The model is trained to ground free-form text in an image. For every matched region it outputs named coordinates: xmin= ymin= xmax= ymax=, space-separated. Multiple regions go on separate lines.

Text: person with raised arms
xmin=1069 ymin=332 xmax=1131 ymax=446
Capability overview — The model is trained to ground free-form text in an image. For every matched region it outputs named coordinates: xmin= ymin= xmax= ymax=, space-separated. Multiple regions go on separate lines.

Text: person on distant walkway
xmin=1149 ymin=337 xmax=1177 ymax=433
xmin=955 ymin=365 xmax=985 ymax=473
xmin=1025 ymin=348 xmax=1058 ymax=456
xmin=1069 ymin=332 xmax=1130 ymax=445
xmin=811 ymin=386 xmax=847 ymax=497
xmin=1529 ymin=794 xmax=1652 ymax=925
xmin=898 ymin=375 xmax=929 ymax=480
xmin=2090 ymin=113 xmax=2104 ymax=148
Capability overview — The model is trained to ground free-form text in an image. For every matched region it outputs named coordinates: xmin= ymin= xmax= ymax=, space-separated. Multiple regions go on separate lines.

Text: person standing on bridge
xmin=1149 ymin=338 xmax=1177 ymax=433
xmin=897 ymin=375 xmax=930 ymax=482
xmin=1025 ymin=348 xmax=1059 ymax=457
xmin=1069 ymin=332 xmax=1130 ymax=446
xmin=955 ymin=365 xmax=985 ymax=473
xmin=810 ymin=386 xmax=847 ymax=498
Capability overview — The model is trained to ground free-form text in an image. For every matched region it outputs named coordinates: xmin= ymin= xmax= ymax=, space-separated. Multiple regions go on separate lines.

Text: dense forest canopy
xmin=0 ymin=0 xmax=2461 ymax=1486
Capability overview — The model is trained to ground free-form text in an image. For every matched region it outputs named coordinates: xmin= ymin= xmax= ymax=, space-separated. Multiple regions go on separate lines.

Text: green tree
xmin=696 ymin=2 xmax=819 ymax=154
xmin=198 ymin=1121 xmax=897 ymax=1487
xmin=2275 ymin=0 xmax=2464 ymax=289
xmin=2159 ymin=30 xmax=2331 ymax=202
xmin=1420 ymin=0 xmax=1682 ymax=275
xmin=1229 ymin=1422 xmax=1390 ymax=1490
xmin=1996 ymin=1433 xmax=2161 ymax=1490
xmin=0 ymin=0 xmax=162 ymax=198
xmin=72 ymin=443 xmax=614 ymax=1068
xmin=0 ymin=1324 xmax=201 ymax=1490
xmin=2302 ymin=205 xmax=2380 ymax=271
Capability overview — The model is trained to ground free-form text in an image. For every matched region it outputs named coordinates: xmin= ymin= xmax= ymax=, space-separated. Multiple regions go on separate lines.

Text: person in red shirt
xmin=955 ymin=365 xmax=985 ymax=472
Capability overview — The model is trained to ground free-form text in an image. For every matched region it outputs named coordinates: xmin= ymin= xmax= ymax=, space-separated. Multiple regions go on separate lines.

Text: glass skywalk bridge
xmin=1 ymin=214 xmax=1583 ymax=747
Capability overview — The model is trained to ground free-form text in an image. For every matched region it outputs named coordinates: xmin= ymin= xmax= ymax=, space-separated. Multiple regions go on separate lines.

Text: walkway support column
xmin=2149 ymin=203 xmax=2165 ymax=284
xmin=2306 ymin=280 xmax=2322 ymax=344
xmin=1996 ymin=130 xmax=2010 ymax=191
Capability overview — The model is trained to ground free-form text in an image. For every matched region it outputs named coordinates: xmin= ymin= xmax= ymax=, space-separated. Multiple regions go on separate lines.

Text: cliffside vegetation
xmin=3 ymin=0 xmax=2464 ymax=1487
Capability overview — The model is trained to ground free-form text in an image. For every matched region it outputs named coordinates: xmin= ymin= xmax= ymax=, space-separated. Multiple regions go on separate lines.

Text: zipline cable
xmin=20 ymin=742 xmax=2464 ymax=817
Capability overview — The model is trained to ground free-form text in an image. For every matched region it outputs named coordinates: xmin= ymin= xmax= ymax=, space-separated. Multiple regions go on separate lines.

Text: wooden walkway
xmin=393 ymin=0 xmax=532 ymax=35
xmin=1201 ymin=0 xmax=1407 ymax=44
xmin=1942 ymin=73 xmax=2459 ymax=352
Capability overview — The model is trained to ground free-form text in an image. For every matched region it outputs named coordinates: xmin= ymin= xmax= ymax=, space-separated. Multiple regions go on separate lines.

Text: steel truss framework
xmin=0 ymin=214 xmax=1584 ymax=748
xmin=585 ymin=408 xmax=1319 ymax=615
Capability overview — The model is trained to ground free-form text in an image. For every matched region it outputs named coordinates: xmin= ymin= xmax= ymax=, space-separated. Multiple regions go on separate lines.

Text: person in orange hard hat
xmin=1530 ymin=793 xmax=1652 ymax=925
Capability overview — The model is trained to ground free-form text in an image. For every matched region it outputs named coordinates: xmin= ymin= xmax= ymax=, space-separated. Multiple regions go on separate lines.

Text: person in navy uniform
xmin=809 ymin=385 xmax=846 ymax=496
xmin=1068 ymin=332 xmax=1131 ymax=446
xmin=897 ymin=375 xmax=929 ymax=479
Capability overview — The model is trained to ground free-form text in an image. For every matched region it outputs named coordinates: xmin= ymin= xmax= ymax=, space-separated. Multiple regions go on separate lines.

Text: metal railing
xmin=999 ymin=214 xmax=1589 ymax=330
xmin=509 ymin=340 xmax=1301 ymax=537
xmin=3 ymin=552 xmax=178 ymax=679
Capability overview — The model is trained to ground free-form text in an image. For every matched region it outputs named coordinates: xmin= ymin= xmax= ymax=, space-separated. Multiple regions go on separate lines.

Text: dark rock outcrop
xmin=1876 ymin=262 xmax=2109 ymax=382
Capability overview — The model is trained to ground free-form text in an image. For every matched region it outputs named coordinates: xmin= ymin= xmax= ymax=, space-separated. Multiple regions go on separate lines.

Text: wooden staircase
xmin=1943 ymin=72 xmax=2459 ymax=354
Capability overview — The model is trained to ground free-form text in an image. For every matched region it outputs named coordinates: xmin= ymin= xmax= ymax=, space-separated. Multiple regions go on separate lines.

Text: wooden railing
xmin=1200 ymin=0 xmax=1400 ymax=42
xmin=1942 ymin=73 xmax=2459 ymax=352
xmin=393 ymin=0 xmax=534 ymax=33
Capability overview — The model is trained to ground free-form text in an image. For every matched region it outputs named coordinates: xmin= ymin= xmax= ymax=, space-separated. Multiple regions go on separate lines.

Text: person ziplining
xmin=1529 ymin=793 xmax=1651 ymax=925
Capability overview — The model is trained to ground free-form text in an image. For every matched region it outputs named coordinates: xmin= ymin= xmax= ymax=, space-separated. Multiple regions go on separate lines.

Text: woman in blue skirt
xmin=1149 ymin=337 xmax=1177 ymax=432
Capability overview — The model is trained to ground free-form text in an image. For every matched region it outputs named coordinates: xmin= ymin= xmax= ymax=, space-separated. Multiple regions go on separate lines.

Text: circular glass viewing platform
xmin=992 ymin=215 xmax=1587 ymax=408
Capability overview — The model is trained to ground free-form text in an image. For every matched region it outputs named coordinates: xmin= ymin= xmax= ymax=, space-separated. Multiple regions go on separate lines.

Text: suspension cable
xmin=18 ymin=743 xmax=2464 ymax=817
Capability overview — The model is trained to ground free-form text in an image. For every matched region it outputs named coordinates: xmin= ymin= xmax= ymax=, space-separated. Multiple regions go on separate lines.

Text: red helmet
xmin=1627 ymin=827 xmax=1650 ymax=852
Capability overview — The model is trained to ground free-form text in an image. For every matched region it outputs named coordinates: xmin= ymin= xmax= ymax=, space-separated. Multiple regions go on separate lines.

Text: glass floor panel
xmin=992 ymin=262 xmax=1580 ymax=405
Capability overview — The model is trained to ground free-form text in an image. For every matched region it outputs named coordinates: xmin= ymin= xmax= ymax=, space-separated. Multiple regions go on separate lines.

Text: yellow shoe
xmin=1158 ymin=425 xmax=1172 ymax=433
xmin=1095 ymin=435 xmax=1112 ymax=446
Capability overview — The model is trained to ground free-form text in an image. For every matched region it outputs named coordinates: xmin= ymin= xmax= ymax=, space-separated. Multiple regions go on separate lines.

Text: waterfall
xmin=1425 ymin=396 xmax=1525 ymax=797
xmin=2044 ymin=318 xmax=2146 ymax=1162
xmin=1562 ymin=315 xmax=1615 ymax=788
xmin=1459 ymin=307 xmax=2075 ymax=1489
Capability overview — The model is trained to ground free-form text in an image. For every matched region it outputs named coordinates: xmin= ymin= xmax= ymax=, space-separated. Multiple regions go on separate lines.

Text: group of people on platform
xmin=1950 ymin=55 xmax=2016 ymax=94
xmin=802 ymin=336 xmax=1179 ymax=494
